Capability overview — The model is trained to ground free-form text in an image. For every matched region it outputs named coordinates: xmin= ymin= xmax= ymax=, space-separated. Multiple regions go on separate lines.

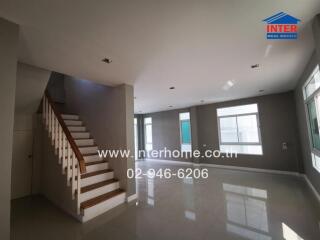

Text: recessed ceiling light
xmin=169 ymin=87 xmax=175 ymax=90
xmin=102 ymin=58 xmax=112 ymax=64
xmin=251 ymin=64 xmax=259 ymax=69
xmin=227 ymin=80 xmax=234 ymax=87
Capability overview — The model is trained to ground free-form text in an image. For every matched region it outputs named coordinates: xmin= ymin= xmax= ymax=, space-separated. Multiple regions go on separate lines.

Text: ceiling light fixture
xmin=102 ymin=58 xmax=112 ymax=64
xmin=251 ymin=64 xmax=260 ymax=69
xmin=223 ymin=79 xmax=236 ymax=91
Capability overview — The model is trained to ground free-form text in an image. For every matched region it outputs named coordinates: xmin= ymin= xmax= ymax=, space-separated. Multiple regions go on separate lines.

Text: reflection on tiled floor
xmin=11 ymin=161 xmax=320 ymax=240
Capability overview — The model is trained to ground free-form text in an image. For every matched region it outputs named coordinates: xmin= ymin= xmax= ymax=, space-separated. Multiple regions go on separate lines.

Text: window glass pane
xmin=181 ymin=144 xmax=191 ymax=152
xmin=304 ymin=65 xmax=320 ymax=99
xmin=220 ymin=117 xmax=238 ymax=143
xmin=145 ymin=143 xmax=153 ymax=152
xmin=145 ymin=125 xmax=152 ymax=144
xmin=181 ymin=120 xmax=191 ymax=144
xmin=144 ymin=117 xmax=152 ymax=124
xmin=220 ymin=145 xmax=262 ymax=155
xmin=237 ymin=115 xmax=259 ymax=143
xmin=180 ymin=112 xmax=190 ymax=120
xmin=307 ymin=99 xmax=320 ymax=150
xmin=217 ymin=104 xmax=258 ymax=117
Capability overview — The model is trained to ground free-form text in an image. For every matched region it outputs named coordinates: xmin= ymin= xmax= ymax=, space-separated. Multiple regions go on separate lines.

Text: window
xmin=217 ymin=104 xmax=262 ymax=155
xmin=179 ymin=112 xmax=192 ymax=152
xmin=303 ymin=65 xmax=320 ymax=173
xmin=134 ymin=118 xmax=138 ymax=160
xmin=144 ymin=117 xmax=153 ymax=151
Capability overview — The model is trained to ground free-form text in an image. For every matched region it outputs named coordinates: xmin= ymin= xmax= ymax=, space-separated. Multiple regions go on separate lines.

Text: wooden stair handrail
xmin=45 ymin=90 xmax=86 ymax=174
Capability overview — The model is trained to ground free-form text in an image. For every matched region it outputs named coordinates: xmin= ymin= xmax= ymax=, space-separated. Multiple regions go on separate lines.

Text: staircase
xmin=42 ymin=92 xmax=126 ymax=222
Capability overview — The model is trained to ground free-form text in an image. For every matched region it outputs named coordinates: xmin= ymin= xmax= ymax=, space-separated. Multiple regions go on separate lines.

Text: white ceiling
xmin=0 ymin=0 xmax=319 ymax=113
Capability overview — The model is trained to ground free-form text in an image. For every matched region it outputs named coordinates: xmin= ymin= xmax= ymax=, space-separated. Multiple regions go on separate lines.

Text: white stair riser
xmin=71 ymin=132 xmax=90 ymax=139
xmin=75 ymin=139 xmax=94 ymax=146
xmin=86 ymin=162 xmax=108 ymax=173
xmin=62 ymin=114 xmax=79 ymax=120
xmin=81 ymin=172 xmax=114 ymax=187
xmin=79 ymin=147 xmax=98 ymax=154
xmin=65 ymin=120 xmax=82 ymax=126
xmin=84 ymin=155 xmax=103 ymax=163
xmin=79 ymin=182 xmax=119 ymax=203
xmin=68 ymin=126 xmax=86 ymax=132
xmin=81 ymin=193 xmax=126 ymax=222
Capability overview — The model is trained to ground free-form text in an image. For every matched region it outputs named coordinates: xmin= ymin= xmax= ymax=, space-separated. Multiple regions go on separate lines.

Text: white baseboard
xmin=144 ymin=158 xmax=300 ymax=176
xmin=145 ymin=158 xmax=194 ymax=166
xmin=144 ymin=158 xmax=320 ymax=205
xmin=200 ymin=163 xmax=301 ymax=176
xmin=127 ymin=193 xmax=138 ymax=202
xmin=301 ymin=174 xmax=320 ymax=203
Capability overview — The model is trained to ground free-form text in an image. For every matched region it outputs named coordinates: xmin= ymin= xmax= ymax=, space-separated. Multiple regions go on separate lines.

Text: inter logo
xmin=263 ymin=12 xmax=300 ymax=40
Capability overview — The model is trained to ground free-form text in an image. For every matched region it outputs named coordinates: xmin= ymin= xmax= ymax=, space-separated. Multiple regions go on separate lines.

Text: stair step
xmin=79 ymin=146 xmax=98 ymax=155
xmin=81 ymin=179 xmax=118 ymax=194
xmin=80 ymin=189 xmax=126 ymax=222
xmin=64 ymin=120 xmax=82 ymax=126
xmin=81 ymin=169 xmax=112 ymax=179
xmin=81 ymin=189 xmax=125 ymax=210
xmin=79 ymin=179 xmax=120 ymax=203
xmin=86 ymin=160 xmax=107 ymax=166
xmin=68 ymin=126 xmax=86 ymax=132
xmin=62 ymin=114 xmax=79 ymax=120
xmin=86 ymin=160 xmax=108 ymax=173
xmin=71 ymin=132 xmax=90 ymax=139
xmin=83 ymin=153 xmax=103 ymax=163
xmin=75 ymin=139 xmax=95 ymax=147
xmin=80 ymin=169 xmax=114 ymax=187
xmin=65 ymin=160 xmax=108 ymax=173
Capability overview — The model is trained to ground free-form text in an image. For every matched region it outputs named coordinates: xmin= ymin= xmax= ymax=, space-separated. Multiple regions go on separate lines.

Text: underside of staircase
xmin=42 ymin=98 xmax=126 ymax=222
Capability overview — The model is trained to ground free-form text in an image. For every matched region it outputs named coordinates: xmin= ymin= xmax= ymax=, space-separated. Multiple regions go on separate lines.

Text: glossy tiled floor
xmin=11 ymin=161 xmax=320 ymax=240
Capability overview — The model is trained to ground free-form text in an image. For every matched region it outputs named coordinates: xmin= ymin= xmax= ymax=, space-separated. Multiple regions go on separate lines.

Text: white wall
xmin=11 ymin=63 xmax=50 ymax=199
xmin=0 ymin=17 xmax=19 ymax=240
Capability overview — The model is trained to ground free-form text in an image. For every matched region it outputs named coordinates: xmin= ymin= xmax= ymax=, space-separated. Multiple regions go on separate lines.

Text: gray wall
xmin=294 ymin=14 xmax=320 ymax=195
xmin=63 ymin=77 xmax=136 ymax=196
xmin=0 ymin=17 xmax=19 ymax=240
xmin=144 ymin=108 xmax=193 ymax=162
xmin=143 ymin=92 xmax=301 ymax=172
xmin=197 ymin=92 xmax=301 ymax=172
xmin=12 ymin=63 xmax=50 ymax=199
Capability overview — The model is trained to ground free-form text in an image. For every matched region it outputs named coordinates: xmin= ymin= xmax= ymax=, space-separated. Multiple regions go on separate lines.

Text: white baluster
xmin=62 ymin=134 xmax=66 ymax=174
xmin=45 ymin=97 xmax=48 ymax=127
xmin=55 ymin=118 xmax=59 ymax=150
xmin=72 ymin=152 xmax=76 ymax=200
xmin=58 ymin=125 xmax=62 ymax=163
xmin=42 ymin=97 xmax=45 ymax=121
xmin=67 ymin=143 xmax=71 ymax=186
xmin=51 ymin=110 xmax=55 ymax=143
xmin=48 ymin=105 xmax=51 ymax=133
xmin=77 ymin=166 xmax=81 ymax=215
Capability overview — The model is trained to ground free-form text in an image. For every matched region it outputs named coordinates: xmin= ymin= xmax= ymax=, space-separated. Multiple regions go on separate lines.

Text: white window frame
xmin=144 ymin=117 xmax=153 ymax=151
xmin=217 ymin=104 xmax=263 ymax=155
xmin=179 ymin=112 xmax=192 ymax=152
xmin=303 ymin=64 xmax=320 ymax=173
